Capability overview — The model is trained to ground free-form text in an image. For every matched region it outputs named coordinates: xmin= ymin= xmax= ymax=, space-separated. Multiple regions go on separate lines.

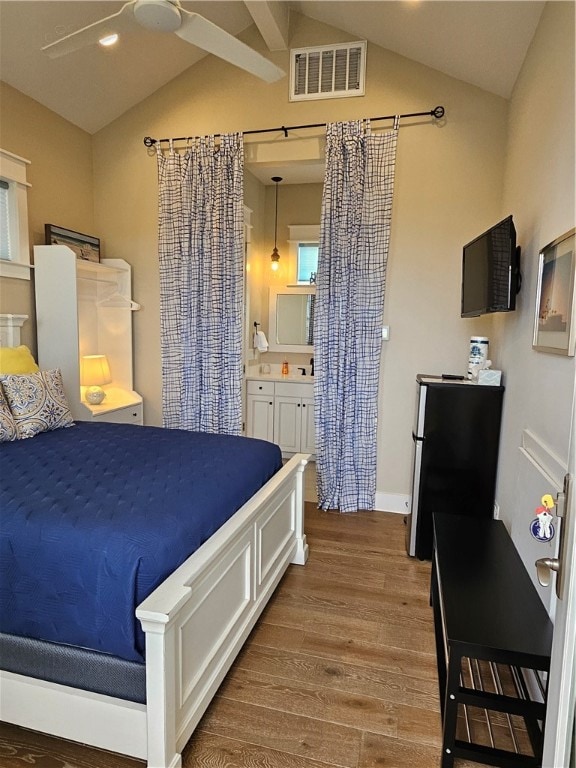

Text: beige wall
xmin=92 ymin=13 xmax=508 ymax=501
xmin=493 ymin=2 xmax=575 ymax=571
xmin=263 ymin=182 xmax=323 ymax=291
xmin=10 ymin=10 xmax=565 ymax=514
xmin=0 ymin=82 xmax=94 ymax=351
xmin=244 ymin=180 xmax=326 ymax=388
xmin=243 ymin=169 xmax=266 ymax=362
xmin=254 ymin=181 xmax=322 ymax=369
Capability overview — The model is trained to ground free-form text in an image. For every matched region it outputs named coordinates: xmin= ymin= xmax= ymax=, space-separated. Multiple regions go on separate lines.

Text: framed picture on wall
xmin=45 ymin=224 xmax=100 ymax=263
xmin=533 ymin=228 xmax=576 ymax=356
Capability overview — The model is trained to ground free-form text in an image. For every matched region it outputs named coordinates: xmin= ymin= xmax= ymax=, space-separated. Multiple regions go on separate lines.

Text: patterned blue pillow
xmin=0 ymin=369 xmax=74 ymax=440
xmin=0 ymin=385 xmax=17 ymax=442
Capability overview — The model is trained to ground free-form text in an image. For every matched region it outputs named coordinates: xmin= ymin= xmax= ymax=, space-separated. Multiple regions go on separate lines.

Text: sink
xmin=287 ymin=374 xmax=314 ymax=382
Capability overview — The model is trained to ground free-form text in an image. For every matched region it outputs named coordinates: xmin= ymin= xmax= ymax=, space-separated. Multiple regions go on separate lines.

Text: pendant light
xmin=270 ymin=176 xmax=282 ymax=271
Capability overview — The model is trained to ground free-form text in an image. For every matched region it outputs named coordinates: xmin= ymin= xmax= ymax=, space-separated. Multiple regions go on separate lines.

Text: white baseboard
xmin=374 ymin=491 xmax=409 ymax=514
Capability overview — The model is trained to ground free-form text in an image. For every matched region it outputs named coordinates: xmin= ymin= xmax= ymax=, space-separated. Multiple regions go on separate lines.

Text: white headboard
xmin=0 ymin=314 xmax=29 ymax=347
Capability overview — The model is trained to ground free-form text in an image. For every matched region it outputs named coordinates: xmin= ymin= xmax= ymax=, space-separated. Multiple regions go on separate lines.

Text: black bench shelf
xmin=432 ymin=513 xmax=553 ymax=768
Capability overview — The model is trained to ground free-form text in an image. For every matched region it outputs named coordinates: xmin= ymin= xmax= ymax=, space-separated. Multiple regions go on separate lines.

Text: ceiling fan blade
xmin=175 ymin=12 xmax=285 ymax=83
xmin=42 ymin=1 xmax=135 ymax=59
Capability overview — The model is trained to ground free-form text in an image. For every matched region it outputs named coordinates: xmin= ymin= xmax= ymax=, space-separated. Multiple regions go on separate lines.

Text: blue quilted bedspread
xmin=0 ymin=422 xmax=282 ymax=662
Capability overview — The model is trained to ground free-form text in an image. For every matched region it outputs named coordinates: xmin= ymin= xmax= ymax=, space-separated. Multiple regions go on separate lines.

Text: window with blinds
xmin=0 ymin=180 xmax=11 ymax=260
xmin=0 ymin=148 xmax=31 ymax=279
xmin=297 ymin=243 xmax=319 ymax=284
xmin=290 ymin=41 xmax=366 ymax=102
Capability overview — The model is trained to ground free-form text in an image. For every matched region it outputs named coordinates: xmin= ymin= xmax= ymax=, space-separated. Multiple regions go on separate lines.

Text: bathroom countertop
xmin=246 ymin=373 xmax=315 ymax=383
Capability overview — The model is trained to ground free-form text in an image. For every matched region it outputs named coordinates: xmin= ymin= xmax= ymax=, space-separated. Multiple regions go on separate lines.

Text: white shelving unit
xmin=34 ymin=245 xmax=143 ymax=424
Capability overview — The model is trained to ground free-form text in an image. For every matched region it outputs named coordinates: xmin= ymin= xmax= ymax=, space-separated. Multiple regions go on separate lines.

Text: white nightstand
xmin=82 ymin=388 xmax=143 ymax=425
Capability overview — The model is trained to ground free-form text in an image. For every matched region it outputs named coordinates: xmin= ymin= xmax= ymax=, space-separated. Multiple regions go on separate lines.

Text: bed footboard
xmin=0 ymin=453 xmax=309 ymax=768
xmin=138 ymin=453 xmax=309 ymax=767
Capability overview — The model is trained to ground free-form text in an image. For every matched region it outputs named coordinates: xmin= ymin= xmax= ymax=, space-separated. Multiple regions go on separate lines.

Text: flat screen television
xmin=461 ymin=215 xmax=521 ymax=318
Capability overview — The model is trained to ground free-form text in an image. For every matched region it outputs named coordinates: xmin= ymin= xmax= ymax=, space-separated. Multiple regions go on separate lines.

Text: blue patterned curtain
xmin=157 ymin=134 xmax=244 ymax=434
xmin=314 ymin=121 xmax=398 ymax=512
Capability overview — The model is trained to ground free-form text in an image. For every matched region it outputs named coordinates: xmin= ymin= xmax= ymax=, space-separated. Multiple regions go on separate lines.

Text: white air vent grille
xmin=290 ymin=41 xmax=366 ymax=101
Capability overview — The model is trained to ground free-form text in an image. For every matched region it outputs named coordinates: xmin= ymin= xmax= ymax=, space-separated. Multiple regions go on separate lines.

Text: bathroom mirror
xmin=269 ymin=286 xmax=315 ymax=352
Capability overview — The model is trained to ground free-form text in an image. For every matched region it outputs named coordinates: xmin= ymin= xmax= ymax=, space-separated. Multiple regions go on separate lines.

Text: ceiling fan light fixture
xmin=98 ymin=33 xmax=119 ymax=47
xmin=133 ymin=0 xmax=182 ymax=33
xmin=41 ymin=0 xmax=284 ymax=83
xmin=270 ymin=176 xmax=283 ymax=271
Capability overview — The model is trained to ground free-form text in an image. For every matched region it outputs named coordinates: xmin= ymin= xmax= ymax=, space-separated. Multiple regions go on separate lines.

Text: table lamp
xmin=81 ymin=354 xmax=112 ymax=405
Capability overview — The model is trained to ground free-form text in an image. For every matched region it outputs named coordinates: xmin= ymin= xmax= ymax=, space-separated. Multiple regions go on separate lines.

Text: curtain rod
xmin=143 ymin=105 xmax=445 ymax=147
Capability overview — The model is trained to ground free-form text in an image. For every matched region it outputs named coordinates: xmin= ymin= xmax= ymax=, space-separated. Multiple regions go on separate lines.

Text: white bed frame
xmin=0 ymin=314 xmax=309 ymax=767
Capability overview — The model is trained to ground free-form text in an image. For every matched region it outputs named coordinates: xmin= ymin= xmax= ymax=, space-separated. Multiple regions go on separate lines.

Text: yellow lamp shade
xmin=81 ymin=355 xmax=111 ymax=405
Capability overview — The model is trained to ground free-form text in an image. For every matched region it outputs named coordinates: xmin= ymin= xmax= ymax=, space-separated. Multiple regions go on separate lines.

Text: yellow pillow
xmin=0 ymin=345 xmax=40 ymax=374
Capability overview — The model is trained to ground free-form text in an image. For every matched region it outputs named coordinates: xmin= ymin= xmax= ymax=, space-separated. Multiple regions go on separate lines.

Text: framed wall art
xmin=45 ymin=224 xmax=100 ymax=263
xmin=533 ymin=228 xmax=575 ymax=356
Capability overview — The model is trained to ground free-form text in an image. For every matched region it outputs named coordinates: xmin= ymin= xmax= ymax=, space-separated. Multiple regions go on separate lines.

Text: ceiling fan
xmin=41 ymin=0 xmax=285 ymax=83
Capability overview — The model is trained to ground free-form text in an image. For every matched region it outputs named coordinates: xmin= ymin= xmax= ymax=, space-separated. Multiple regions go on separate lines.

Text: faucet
xmin=310 ymin=357 xmax=314 ymax=376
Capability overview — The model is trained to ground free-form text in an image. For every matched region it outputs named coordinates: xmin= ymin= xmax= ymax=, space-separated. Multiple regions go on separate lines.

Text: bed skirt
xmin=0 ymin=633 xmax=146 ymax=703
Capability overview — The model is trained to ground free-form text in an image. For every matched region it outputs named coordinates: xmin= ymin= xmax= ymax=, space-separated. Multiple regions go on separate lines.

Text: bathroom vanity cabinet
xmin=246 ymin=377 xmax=315 ymax=457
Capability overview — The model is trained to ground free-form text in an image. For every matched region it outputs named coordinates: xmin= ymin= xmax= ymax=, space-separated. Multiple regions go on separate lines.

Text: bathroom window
xmin=0 ymin=181 xmax=9 ymax=259
xmin=289 ymin=224 xmax=320 ymax=284
xmin=297 ymin=243 xmax=319 ymax=283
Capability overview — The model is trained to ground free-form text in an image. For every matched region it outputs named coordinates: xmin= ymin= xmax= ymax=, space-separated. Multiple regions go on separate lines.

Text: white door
xmin=542 ymin=380 xmax=576 ymax=767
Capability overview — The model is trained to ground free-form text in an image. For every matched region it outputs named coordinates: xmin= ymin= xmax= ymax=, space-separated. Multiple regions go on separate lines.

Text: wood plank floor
xmin=0 ymin=465 xmax=485 ymax=768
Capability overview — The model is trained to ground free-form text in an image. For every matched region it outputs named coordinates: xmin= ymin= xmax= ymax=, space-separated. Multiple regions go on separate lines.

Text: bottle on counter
xmin=282 ymin=360 xmax=289 ymax=376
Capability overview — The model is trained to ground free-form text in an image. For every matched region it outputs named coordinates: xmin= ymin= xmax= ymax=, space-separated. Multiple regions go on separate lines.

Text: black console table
xmin=432 ymin=514 xmax=553 ymax=768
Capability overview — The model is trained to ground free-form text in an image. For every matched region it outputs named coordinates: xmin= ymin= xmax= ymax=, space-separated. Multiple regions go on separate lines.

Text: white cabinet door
xmin=300 ymin=397 xmax=316 ymax=454
xmin=274 ymin=396 xmax=302 ymax=453
xmin=246 ymin=394 xmax=274 ymax=442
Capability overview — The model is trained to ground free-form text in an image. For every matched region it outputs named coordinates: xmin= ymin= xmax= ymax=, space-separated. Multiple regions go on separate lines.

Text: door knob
xmin=534 ymin=474 xmax=571 ymax=598
xmin=535 ymin=557 xmax=561 ymax=588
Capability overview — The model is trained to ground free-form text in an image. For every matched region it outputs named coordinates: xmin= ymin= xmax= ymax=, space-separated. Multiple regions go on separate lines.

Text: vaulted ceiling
xmin=0 ymin=1 xmax=545 ymax=135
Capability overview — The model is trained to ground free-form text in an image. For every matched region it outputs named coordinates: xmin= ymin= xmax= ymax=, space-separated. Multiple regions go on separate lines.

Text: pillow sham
xmin=0 ymin=345 xmax=39 ymax=374
xmin=0 ymin=385 xmax=17 ymax=442
xmin=0 ymin=369 xmax=74 ymax=440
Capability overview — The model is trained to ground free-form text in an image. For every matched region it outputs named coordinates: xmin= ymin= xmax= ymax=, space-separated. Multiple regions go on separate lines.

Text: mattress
xmin=0 ymin=422 xmax=282 ymax=662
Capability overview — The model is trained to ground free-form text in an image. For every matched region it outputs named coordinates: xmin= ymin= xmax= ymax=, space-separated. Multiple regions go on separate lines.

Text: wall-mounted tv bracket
xmin=515 ymin=246 xmax=522 ymax=294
